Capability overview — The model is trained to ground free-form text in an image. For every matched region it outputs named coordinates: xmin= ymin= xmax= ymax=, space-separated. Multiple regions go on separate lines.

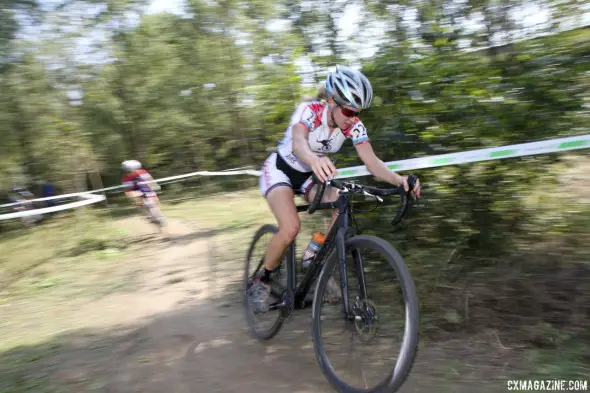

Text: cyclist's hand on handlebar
xmin=311 ymin=156 xmax=337 ymax=183
xmin=402 ymin=175 xmax=421 ymax=198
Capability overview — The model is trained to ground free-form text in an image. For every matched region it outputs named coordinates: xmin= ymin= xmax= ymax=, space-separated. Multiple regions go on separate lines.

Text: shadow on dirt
xmin=1 ymin=275 xmax=535 ymax=393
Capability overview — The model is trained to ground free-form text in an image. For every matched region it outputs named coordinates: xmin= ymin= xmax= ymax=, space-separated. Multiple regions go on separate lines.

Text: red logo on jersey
xmin=300 ymin=102 xmax=324 ymax=132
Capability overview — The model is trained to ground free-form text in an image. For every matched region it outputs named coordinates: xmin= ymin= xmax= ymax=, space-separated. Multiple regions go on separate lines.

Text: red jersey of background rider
xmin=121 ymin=169 xmax=155 ymax=194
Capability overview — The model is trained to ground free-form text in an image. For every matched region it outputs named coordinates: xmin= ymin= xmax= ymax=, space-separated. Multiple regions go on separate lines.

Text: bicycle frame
xmin=266 ymin=174 xmax=416 ymax=319
xmin=277 ymin=191 xmax=365 ymax=320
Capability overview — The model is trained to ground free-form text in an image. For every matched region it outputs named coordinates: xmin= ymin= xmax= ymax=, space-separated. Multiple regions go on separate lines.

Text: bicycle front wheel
xmin=311 ymin=235 xmax=419 ymax=393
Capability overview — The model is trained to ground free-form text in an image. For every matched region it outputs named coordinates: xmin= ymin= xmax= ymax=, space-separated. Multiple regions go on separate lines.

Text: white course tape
xmin=0 ymin=169 xmax=261 ymax=207
xmin=0 ymin=187 xmax=120 ymax=207
xmin=0 ymin=193 xmax=106 ymax=220
xmin=140 ymin=169 xmax=262 ymax=185
xmin=335 ymin=134 xmax=590 ymax=179
xmin=1 ymin=135 xmax=588 ymax=212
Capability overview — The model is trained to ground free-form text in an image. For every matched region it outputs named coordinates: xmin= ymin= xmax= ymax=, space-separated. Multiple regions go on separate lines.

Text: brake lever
xmin=361 ymin=190 xmax=383 ymax=202
xmin=332 ymin=180 xmax=349 ymax=194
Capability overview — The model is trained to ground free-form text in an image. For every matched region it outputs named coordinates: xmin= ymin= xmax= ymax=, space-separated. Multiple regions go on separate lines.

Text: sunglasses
xmin=337 ymin=103 xmax=360 ymax=118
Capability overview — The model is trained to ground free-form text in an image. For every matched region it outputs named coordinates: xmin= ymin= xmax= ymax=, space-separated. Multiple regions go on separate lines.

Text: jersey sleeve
xmin=293 ymin=102 xmax=324 ymax=132
xmin=344 ymin=121 xmax=369 ymax=145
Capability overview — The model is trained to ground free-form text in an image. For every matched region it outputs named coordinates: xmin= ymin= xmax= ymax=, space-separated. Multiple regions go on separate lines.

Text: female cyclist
xmin=252 ymin=65 xmax=421 ymax=311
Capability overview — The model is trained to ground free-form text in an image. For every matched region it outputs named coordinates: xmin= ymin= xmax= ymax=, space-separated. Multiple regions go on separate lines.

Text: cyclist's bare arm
xmin=292 ymin=123 xmax=336 ymax=182
xmin=142 ymin=173 xmax=161 ymax=191
xmin=355 ymin=142 xmax=421 ymax=197
xmin=355 ymin=142 xmax=403 ymax=185
xmin=292 ymin=123 xmax=317 ymax=165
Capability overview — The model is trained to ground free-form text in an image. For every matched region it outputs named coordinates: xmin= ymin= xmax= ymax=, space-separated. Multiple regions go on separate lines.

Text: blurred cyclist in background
xmin=121 ymin=160 xmax=165 ymax=228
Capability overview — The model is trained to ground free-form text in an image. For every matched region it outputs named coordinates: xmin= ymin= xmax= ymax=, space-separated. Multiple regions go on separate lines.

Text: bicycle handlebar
xmin=307 ymin=174 xmax=419 ymax=228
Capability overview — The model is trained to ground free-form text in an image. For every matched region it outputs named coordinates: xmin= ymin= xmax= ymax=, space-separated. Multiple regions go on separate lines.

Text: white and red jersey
xmin=276 ymin=101 xmax=369 ymax=173
xmin=121 ymin=169 xmax=157 ymax=197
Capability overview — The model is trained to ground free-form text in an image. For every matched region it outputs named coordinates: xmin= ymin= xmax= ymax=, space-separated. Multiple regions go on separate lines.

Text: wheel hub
xmin=352 ymin=298 xmax=379 ymax=341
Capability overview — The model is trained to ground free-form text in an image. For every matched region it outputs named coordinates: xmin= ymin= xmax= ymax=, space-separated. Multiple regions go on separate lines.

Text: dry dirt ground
xmin=2 ymin=216 xmax=534 ymax=393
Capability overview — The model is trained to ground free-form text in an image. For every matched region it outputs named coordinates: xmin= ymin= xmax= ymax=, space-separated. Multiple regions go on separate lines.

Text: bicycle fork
xmin=336 ymin=229 xmax=370 ymax=322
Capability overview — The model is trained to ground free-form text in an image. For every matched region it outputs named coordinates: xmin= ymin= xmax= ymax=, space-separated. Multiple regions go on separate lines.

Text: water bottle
xmin=301 ymin=232 xmax=325 ymax=269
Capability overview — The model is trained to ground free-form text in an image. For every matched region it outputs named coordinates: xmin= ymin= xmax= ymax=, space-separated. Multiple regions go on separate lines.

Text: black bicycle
xmin=244 ymin=174 xmax=420 ymax=393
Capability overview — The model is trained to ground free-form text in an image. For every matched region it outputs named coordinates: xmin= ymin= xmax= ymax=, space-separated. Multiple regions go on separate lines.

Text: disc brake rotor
xmin=353 ymin=298 xmax=379 ymax=341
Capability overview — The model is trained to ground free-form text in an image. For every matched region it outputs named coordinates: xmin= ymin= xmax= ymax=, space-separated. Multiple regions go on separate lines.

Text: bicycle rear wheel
xmin=311 ymin=235 xmax=419 ymax=393
xmin=144 ymin=198 xmax=166 ymax=230
xmin=243 ymin=224 xmax=289 ymax=341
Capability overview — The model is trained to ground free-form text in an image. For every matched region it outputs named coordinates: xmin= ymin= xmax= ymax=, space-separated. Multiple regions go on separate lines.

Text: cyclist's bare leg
xmin=305 ymin=184 xmax=342 ymax=302
xmin=248 ymin=186 xmax=299 ymax=312
xmin=263 ymin=186 xmax=300 ymax=272
xmin=305 ymin=184 xmax=339 ymax=233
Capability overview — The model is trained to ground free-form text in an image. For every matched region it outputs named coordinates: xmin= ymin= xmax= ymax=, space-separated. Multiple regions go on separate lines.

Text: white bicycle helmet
xmin=121 ymin=160 xmax=142 ymax=171
xmin=325 ymin=65 xmax=373 ymax=111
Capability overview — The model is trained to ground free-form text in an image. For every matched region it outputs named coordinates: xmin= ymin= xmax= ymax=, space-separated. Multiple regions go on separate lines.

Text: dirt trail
xmin=28 ymin=217 xmax=524 ymax=393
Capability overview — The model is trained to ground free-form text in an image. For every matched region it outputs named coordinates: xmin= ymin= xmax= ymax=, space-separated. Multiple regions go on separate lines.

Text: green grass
xmin=163 ymin=188 xmax=273 ymax=228
xmin=520 ymin=340 xmax=590 ymax=381
xmin=0 ymin=211 xmax=129 ymax=286
xmin=0 ymin=210 xmax=136 ymax=351
xmin=161 ymin=187 xmax=330 ymax=261
xmin=0 ymin=209 xmax=142 ymax=392
xmin=0 ymin=341 xmax=64 ymax=393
